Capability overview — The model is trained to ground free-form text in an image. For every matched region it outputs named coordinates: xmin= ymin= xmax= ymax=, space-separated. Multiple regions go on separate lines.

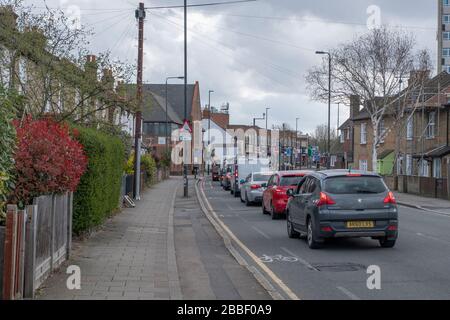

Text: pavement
xmin=202 ymin=178 xmax=450 ymax=300
xmin=395 ymin=192 xmax=450 ymax=216
xmin=36 ymin=176 xmax=270 ymax=300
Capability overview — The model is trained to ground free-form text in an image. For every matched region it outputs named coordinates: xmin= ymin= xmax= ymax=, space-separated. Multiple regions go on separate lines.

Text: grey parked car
xmin=240 ymin=172 xmax=273 ymax=206
xmin=286 ymin=170 xmax=398 ymax=249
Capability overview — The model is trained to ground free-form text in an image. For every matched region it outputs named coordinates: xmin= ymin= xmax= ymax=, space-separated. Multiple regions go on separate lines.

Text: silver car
xmin=240 ymin=172 xmax=273 ymax=206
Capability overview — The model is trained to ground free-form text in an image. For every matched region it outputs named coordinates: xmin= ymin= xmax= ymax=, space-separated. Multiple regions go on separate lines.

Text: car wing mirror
xmin=286 ymin=189 xmax=294 ymax=197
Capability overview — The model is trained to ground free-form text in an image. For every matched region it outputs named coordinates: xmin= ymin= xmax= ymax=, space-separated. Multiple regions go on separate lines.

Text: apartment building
xmin=438 ymin=0 xmax=450 ymax=74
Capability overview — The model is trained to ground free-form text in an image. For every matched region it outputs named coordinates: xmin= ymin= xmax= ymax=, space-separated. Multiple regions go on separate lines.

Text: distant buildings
xmin=438 ymin=0 xmax=450 ymax=74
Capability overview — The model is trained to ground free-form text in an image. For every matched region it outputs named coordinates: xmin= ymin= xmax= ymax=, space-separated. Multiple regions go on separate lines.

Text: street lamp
xmin=165 ymin=76 xmax=184 ymax=153
xmin=207 ymin=90 xmax=214 ymax=175
xmin=266 ymin=107 xmax=270 ymax=158
xmin=296 ymin=117 xmax=299 ymax=169
xmin=316 ymin=50 xmax=332 ymax=169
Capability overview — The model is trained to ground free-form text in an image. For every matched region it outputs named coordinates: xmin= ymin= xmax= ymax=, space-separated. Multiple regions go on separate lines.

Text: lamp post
xmin=165 ymin=76 xmax=184 ymax=153
xmin=296 ymin=117 xmax=299 ymax=169
xmin=316 ymin=50 xmax=332 ymax=169
xmin=207 ymin=90 xmax=214 ymax=175
xmin=265 ymin=107 xmax=270 ymax=158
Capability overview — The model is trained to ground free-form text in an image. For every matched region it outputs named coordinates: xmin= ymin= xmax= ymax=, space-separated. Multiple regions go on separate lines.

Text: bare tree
xmin=309 ymin=124 xmax=341 ymax=155
xmin=306 ymin=26 xmax=426 ymax=171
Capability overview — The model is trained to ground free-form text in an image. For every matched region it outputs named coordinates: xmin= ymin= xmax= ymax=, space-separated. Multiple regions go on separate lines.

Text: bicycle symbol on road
xmin=259 ymin=254 xmax=299 ymax=263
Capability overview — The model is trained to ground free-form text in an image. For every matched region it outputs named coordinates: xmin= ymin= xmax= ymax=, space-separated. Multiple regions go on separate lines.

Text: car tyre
xmin=379 ymin=237 xmax=396 ymax=248
xmin=307 ymin=218 xmax=322 ymax=249
xmin=270 ymin=202 xmax=278 ymax=220
xmin=245 ymin=193 xmax=251 ymax=206
xmin=262 ymin=202 xmax=269 ymax=215
xmin=286 ymin=212 xmax=300 ymax=239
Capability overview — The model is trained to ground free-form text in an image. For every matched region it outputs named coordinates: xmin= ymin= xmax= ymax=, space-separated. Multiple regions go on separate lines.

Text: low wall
xmin=394 ymin=175 xmax=449 ymax=200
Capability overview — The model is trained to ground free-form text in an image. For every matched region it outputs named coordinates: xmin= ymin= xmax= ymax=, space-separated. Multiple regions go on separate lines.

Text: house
xmin=340 ymin=71 xmax=450 ymax=199
xmin=202 ymin=105 xmax=232 ymax=170
xmin=130 ymin=82 xmax=203 ymax=175
xmin=0 ymin=6 xmax=134 ymax=132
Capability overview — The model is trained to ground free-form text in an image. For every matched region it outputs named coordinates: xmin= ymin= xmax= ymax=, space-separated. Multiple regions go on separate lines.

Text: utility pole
xmin=133 ymin=2 xmax=145 ymax=200
xmin=183 ymin=0 xmax=188 ymax=197
xmin=296 ymin=118 xmax=299 ymax=169
xmin=207 ymin=90 xmax=214 ymax=175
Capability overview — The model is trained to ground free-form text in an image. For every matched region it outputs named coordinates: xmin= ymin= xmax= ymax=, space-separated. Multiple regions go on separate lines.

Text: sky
xmin=24 ymin=0 xmax=438 ymax=135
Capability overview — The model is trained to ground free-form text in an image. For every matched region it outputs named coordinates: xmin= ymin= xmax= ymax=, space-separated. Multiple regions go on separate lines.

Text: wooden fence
xmin=1 ymin=192 xmax=73 ymax=299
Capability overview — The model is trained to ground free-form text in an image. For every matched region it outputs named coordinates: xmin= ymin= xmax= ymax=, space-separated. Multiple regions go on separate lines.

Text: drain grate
xmin=312 ymin=263 xmax=366 ymax=272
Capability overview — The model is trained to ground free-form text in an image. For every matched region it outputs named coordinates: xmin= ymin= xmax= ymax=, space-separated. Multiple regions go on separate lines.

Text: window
xmin=406 ymin=155 xmax=413 ymax=176
xmin=397 ymin=155 xmax=404 ymax=175
xmin=443 ymin=15 xmax=450 ymax=24
xmin=443 ymin=48 xmax=450 ymax=57
xmin=419 ymin=159 xmax=430 ymax=177
xmin=346 ymin=127 xmax=351 ymax=140
xmin=359 ymin=159 xmax=368 ymax=172
xmin=406 ymin=117 xmax=413 ymax=140
xmin=324 ymin=176 xmax=387 ymax=195
xmin=444 ymin=0 xmax=450 ymax=6
xmin=378 ymin=120 xmax=386 ymax=144
xmin=360 ymin=123 xmax=367 ymax=144
xmin=426 ymin=112 xmax=436 ymax=138
xmin=444 ymin=32 xmax=450 ymax=41
xmin=433 ymin=158 xmax=442 ymax=178
xmin=280 ymin=175 xmax=305 ymax=187
xmin=340 ymin=131 xmax=345 ymax=143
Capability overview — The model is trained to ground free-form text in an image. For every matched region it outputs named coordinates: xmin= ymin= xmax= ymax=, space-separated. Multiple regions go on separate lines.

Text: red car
xmin=262 ymin=171 xmax=313 ymax=219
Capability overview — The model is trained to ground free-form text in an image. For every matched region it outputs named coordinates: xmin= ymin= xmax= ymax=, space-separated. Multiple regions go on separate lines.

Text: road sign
xmin=181 ymin=120 xmax=192 ymax=133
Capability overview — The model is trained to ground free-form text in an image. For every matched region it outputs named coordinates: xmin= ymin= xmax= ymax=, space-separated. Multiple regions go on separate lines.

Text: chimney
xmin=350 ymin=95 xmax=361 ymax=119
xmin=101 ymin=68 xmax=114 ymax=91
xmin=0 ymin=6 xmax=18 ymax=31
xmin=85 ymin=55 xmax=98 ymax=82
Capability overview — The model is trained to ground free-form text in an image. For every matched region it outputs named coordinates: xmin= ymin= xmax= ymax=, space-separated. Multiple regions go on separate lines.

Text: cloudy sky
xmin=25 ymin=0 xmax=438 ymax=134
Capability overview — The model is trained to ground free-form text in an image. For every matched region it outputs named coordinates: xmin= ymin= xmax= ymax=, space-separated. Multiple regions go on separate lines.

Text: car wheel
xmin=240 ymin=192 xmax=245 ymax=203
xmin=231 ymin=188 xmax=234 ymax=195
xmin=379 ymin=237 xmax=396 ymax=248
xmin=262 ymin=201 xmax=269 ymax=215
xmin=270 ymin=202 xmax=278 ymax=220
xmin=307 ymin=218 xmax=321 ymax=249
xmin=245 ymin=193 xmax=251 ymax=206
xmin=287 ymin=212 xmax=300 ymax=239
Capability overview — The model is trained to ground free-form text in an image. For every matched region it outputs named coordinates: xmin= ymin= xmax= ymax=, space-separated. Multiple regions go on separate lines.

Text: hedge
xmin=72 ymin=126 xmax=125 ymax=235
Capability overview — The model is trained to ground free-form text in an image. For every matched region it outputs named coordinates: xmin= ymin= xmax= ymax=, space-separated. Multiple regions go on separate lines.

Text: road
xmin=201 ymin=178 xmax=450 ymax=300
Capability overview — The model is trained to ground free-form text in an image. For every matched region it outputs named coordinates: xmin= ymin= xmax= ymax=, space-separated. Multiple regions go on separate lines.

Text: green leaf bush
xmin=124 ymin=152 xmax=157 ymax=187
xmin=0 ymin=87 xmax=19 ymax=225
xmin=72 ymin=126 xmax=125 ymax=235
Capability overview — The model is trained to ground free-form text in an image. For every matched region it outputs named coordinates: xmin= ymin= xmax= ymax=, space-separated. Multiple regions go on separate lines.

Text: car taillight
xmin=251 ymin=184 xmax=261 ymax=190
xmin=384 ymin=191 xmax=396 ymax=204
xmin=316 ymin=192 xmax=336 ymax=207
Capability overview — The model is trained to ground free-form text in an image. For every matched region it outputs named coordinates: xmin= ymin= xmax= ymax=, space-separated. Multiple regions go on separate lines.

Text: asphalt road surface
xmin=202 ymin=178 xmax=450 ymax=300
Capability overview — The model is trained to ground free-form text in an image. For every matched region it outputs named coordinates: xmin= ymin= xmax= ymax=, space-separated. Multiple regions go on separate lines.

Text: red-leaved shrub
xmin=12 ymin=116 xmax=88 ymax=205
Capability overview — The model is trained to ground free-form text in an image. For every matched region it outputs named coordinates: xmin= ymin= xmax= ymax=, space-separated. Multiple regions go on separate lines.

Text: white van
xmin=230 ymin=157 xmax=271 ymax=197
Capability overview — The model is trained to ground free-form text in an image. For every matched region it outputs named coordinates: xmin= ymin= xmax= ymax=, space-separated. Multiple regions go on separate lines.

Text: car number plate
xmin=346 ymin=221 xmax=374 ymax=228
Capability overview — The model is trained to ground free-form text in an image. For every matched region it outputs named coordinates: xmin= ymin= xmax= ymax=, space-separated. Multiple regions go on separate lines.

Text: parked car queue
xmin=215 ymin=169 xmax=399 ymax=249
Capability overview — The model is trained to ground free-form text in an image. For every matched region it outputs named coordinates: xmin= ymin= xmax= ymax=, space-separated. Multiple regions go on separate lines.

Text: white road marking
xmin=336 ymin=286 xmax=361 ymax=300
xmin=398 ymin=205 xmax=450 ymax=218
xmin=416 ymin=232 xmax=450 ymax=245
xmin=196 ymin=180 xmax=300 ymax=300
xmin=280 ymin=247 xmax=319 ymax=271
xmin=252 ymin=226 xmax=271 ymax=240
